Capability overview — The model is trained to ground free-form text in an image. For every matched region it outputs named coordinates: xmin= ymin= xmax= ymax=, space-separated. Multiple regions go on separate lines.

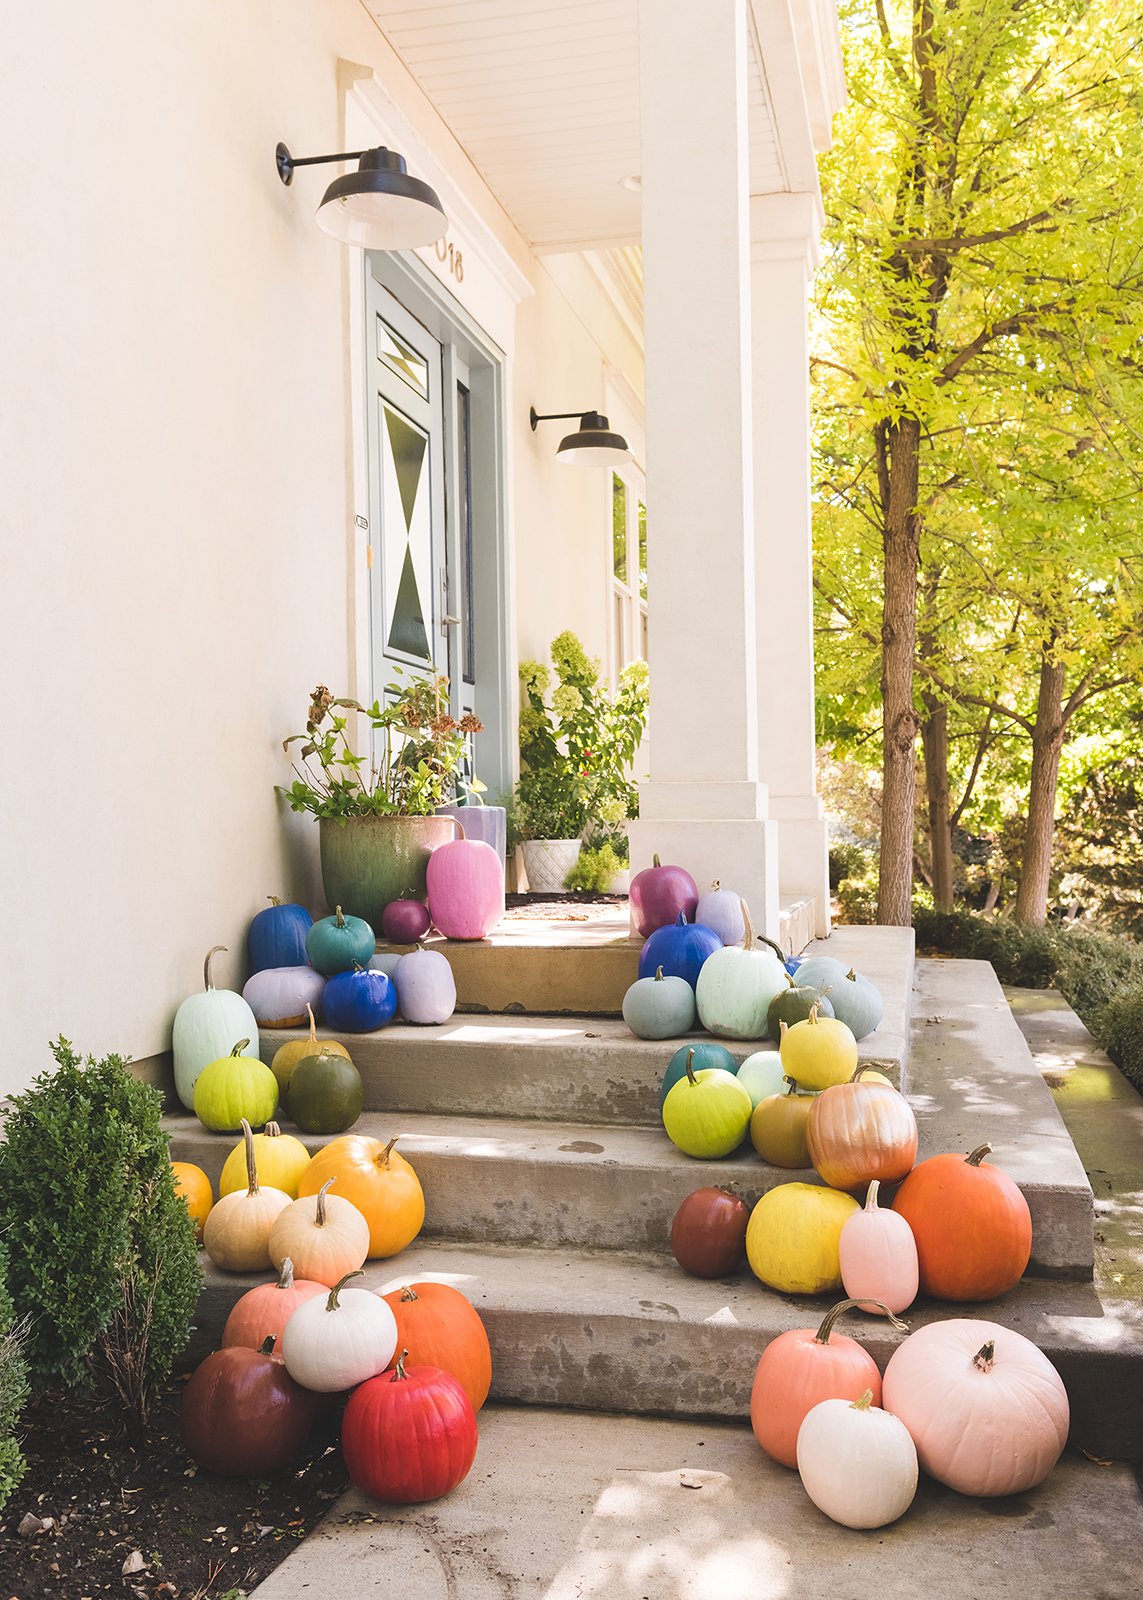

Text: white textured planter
xmin=608 ymin=868 xmax=630 ymax=895
xmin=519 ymin=838 xmax=581 ymax=893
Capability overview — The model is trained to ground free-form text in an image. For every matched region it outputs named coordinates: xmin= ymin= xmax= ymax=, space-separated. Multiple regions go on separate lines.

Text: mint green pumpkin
xmin=193 ymin=1040 xmax=279 ymax=1133
xmin=694 ymin=900 xmax=788 ymax=1040
xmin=735 ymin=1051 xmax=788 ymax=1108
xmin=662 ymin=1061 xmax=753 ymax=1158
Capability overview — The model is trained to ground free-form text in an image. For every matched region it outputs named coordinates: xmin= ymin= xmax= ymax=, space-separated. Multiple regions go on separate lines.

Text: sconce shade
xmin=554 ymin=412 xmax=631 ymax=465
xmin=315 ymin=148 xmax=448 ymax=249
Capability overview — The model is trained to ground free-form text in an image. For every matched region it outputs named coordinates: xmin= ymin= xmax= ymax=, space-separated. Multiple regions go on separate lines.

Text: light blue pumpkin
xmin=695 ymin=941 xmax=787 ymax=1040
xmin=790 ymin=955 xmax=850 ymax=994
xmin=823 ymin=968 xmax=885 ymax=1040
xmin=734 ymin=1050 xmax=788 ymax=1108
xmin=172 ymin=945 xmax=261 ymax=1111
xmin=622 ymin=966 xmax=696 ymax=1040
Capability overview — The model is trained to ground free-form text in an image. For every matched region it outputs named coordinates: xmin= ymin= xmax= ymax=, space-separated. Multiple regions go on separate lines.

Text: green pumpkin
xmin=193 ymin=1039 xmax=279 ymax=1133
xmin=662 ymin=1057 xmax=753 ymax=1159
xmin=766 ymin=976 xmax=835 ymax=1038
xmin=286 ymin=1049 xmax=364 ymax=1135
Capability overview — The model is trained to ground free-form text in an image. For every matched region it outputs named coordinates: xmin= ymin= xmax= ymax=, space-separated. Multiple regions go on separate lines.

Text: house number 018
xmin=434 ymin=236 xmax=464 ymax=283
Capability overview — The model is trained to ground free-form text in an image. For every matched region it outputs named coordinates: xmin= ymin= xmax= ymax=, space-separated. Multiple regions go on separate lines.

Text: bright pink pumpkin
xmin=425 ymin=829 xmax=504 ymax=941
xmin=392 ymin=948 xmax=456 ymax=1025
xmin=839 ymin=1180 xmax=919 ymax=1315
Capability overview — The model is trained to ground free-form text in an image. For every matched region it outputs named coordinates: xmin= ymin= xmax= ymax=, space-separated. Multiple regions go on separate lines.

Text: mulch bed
xmin=1 ymin=1383 xmax=348 ymax=1600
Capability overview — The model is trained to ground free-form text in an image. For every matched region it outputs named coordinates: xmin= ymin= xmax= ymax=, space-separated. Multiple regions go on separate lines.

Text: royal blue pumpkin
xmin=637 ymin=913 xmax=722 ymax=991
xmin=306 ymin=907 xmax=376 ymax=977
xmin=248 ymin=898 xmax=313 ymax=975
xmin=321 ymin=967 xmax=397 ymax=1033
xmin=659 ymin=1041 xmax=739 ymax=1108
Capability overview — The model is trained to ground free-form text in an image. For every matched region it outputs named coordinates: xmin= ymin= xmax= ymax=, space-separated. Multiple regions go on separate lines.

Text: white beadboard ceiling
xmin=365 ymin=0 xmax=792 ymax=253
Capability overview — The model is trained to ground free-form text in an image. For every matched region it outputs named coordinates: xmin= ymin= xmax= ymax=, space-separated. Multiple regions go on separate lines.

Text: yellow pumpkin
xmin=269 ymin=1004 xmax=352 ymax=1098
xmin=779 ymin=1007 xmax=859 ymax=1091
xmin=298 ymin=1134 xmax=424 ymax=1259
xmin=268 ymin=1179 xmax=371 ymax=1287
xmin=219 ymin=1121 xmax=310 ymax=1199
xmin=202 ymin=1119 xmax=291 ymax=1272
xmin=746 ymin=1182 xmax=860 ymax=1295
xmin=171 ymin=1161 xmax=213 ymax=1241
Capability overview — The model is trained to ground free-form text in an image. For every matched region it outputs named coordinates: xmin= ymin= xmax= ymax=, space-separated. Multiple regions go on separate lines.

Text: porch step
xmin=185 ymin=1239 xmax=1142 ymax=1461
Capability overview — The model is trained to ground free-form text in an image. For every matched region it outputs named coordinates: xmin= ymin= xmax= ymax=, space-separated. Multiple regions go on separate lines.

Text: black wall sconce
xmin=530 ymin=407 xmax=631 ymax=466
xmin=276 ymin=142 xmax=448 ymax=250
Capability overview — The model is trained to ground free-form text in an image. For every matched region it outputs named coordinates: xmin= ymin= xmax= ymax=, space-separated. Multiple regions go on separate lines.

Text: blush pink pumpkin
xmin=839 ymin=1180 xmax=919 ymax=1315
xmin=426 ymin=828 xmax=504 ymax=940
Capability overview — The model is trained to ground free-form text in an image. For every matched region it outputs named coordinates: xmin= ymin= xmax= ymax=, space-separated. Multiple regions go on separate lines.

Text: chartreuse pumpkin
xmin=662 ymin=1051 xmax=752 ymax=1159
xmin=194 ymin=1039 xmax=279 ymax=1132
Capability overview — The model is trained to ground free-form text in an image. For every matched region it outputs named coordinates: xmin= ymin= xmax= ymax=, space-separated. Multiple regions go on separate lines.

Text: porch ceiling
xmin=365 ymin=0 xmax=833 ymax=255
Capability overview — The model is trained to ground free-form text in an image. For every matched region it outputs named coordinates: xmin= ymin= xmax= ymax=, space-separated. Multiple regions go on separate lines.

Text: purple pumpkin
xmin=426 ymin=834 xmax=504 ymax=940
xmin=637 ymin=912 xmax=722 ymax=991
xmin=392 ymin=948 xmax=456 ymax=1025
xmin=694 ymin=881 xmax=746 ymax=947
xmin=381 ymin=898 xmax=432 ymax=944
xmin=629 ymin=854 xmax=699 ymax=938
xmin=242 ymin=966 xmax=325 ymax=1029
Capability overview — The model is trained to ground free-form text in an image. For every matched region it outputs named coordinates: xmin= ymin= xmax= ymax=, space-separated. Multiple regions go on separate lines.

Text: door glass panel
xmin=638 ymin=500 xmax=648 ymax=603
xmin=614 ymin=589 xmax=626 ymax=665
xmin=381 ymin=402 xmax=433 ymax=662
xmin=612 ymin=474 xmax=627 ymax=583
xmin=457 ymin=383 xmax=476 ymax=685
xmin=376 ymin=316 xmax=429 ymax=400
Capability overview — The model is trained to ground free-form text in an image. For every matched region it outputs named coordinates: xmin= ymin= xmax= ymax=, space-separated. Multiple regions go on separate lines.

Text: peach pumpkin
xmin=221 ymin=1256 xmax=327 ymax=1349
xmin=268 ymin=1179 xmax=371 ymax=1287
xmin=839 ymin=1180 xmax=919 ymax=1315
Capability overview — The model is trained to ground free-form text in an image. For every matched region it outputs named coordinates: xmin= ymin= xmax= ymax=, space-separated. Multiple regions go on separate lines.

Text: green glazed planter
xmin=318 ymin=814 xmax=457 ymax=928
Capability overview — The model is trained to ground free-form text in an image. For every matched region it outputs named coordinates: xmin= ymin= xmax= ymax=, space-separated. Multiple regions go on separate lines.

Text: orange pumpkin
xmin=806 ymin=1067 xmax=917 ymax=1191
xmin=381 ymin=1281 xmax=492 ymax=1411
xmin=891 ymin=1143 xmax=1032 ymax=1301
xmin=171 ymin=1161 xmax=213 ymax=1241
xmin=298 ymin=1135 xmax=424 ymax=1259
xmin=221 ymin=1256 xmax=327 ymax=1349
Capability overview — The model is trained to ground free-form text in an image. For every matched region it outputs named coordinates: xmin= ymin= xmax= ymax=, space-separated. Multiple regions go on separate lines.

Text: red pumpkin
xmin=221 ymin=1256 xmax=327 ymax=1349
xmin=342 ymin=1351 xmax=478 ymax=1503
xmin=892 ymin=1143 xmax=1032 ymax=1301
xmin=669 ymin=1187 xmax=749 ymax=1278
xmin=805 ymin=1067 xmax=917 ymax=1191
xmin=381 ymin=1281 xmax=492 ymax=1411
xmin=180 ymin=1337 xmax=319 ymax=1476
xmin=425 ymin=827 xmax=504 ymax=940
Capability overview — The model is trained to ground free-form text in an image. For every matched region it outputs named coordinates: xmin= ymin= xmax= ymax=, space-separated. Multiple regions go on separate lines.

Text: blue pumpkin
xmin=637 ymin=913 xmax=722 ymax=991
xmin=306 ymin=906 xmax=376 ymax=976
xmin=659 ymin=1041 xmax=738 ymax=1108
xmin=248 ymin=897 xmax=313 ymax=974
xmin=321 ymin=967 xmax=397 ymax=1033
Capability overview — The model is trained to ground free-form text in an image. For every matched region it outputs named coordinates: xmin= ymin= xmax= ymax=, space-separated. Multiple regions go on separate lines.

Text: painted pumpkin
xmin=892 ymin=1143 xmax=1032 ymax=1301
xmin=268 ymin=1178 xmax=371 ymax=1287
xmin=243 ymin=965 xmax=326 ymax=1029
xmin=882 ymin=1319 xmax=1069 ymax=1496
xmin=694 ymin=901 xmax=787 ymax=1040
xmin=659 ymin=1041 xmax=738 ymax=1109
xmin=805 ymin=1067 xmax=917 ymax=1190
xmin=181 ymin=1337 xmax=320 ymax=1476
xmin=670 ymin=1187 xmax=749 ymax=1279
xmin=306 ymin=905 xmax=376 ymax=976
xmin=767 ymin=974 xmax=835 ymax=1037
xmin=171 ymin=1161 xmax=212 ymax=1241
xmin=381 ymin=898 xmax=432 ymax=944
xmin=745 ymin=1182 xmax=859 ymax=1295
xmin=778 ymin=1006 xmax=858 ymax=1091
xmin=693 ymin=880 xmax=746 ymax=946
xmin=219 ymin=1121 xmax=310 ymax=1199
xmin=637 ymin=913 xmax=722 ymax=992
xmin=622 ymin=966 xmax=696 ymax=1040
xmin=298 ymin=1135 xmax=425 ymax=1259
xmin=202 ymin=1120 xmax=291 ymax=1272
xmin=193 ymin=1040 xmax=279 ymax=1133
xmin=248 ymin=897 xmax=313 ymax=975
xmin=269 ymin=1004 xmax=352 ymax=1098
xmin=797 ymin=1390 xmax=918 ymax=1529
xmin=661 ymin=1055 xmax=752 ymax=1159
xmin=380 ymin=1282 xmax=493 ymax=1411
xmin=281 ymin=1270 xmax=399 ymax=1393
xmin=392 ymin=947 xmax=457 ymax=1025
xmin=322 ymin=966 xmax=397 ymax=1033
xmin=734 ymin=1051 xmax=788 ymax=1108
xmin=839 ymin=1180 xmax=919 ymax=1315
xmin=221 ymin=1256 xmax=327 ymax=1350
xmin=342 ymin=1353 xmax=478 ymax=1504
xmin=287 ymin=1048 xmax=364 ymax=1134
xmin=426 ymin=829 xmax=505 ymax=940
xmin=824 ymin=967 xmax=885 ymax=1041
xmin=790 ymin=955 xmax=850 ymax=993
xmin=172 ymin=945 xmax=261 ymax=1111
xmin=628 ymin=854 xmax=699 ymax=938
xmin=750 ymin=1077 xmax=814 ymax=1169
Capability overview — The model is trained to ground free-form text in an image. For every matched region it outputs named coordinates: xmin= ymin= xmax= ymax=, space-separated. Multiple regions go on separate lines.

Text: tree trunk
xmin=877 ymin=416 xmax=922 ymax=925
xmin=1013 ymin=656 xmax=1067 ymax=927
xmin=921 ymin=693 xmax=955 ymax=910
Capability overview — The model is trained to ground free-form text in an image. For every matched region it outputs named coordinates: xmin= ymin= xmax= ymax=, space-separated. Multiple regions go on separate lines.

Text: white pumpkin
xmin=734 ymin=1051 xmax=787 ymax=1108
xmin=694 ymin=880 xmax=746 ymax=946
xmin=281 ymin=1270 xmax=398 ymax=1393
xmin=695 ymin=901 xmax=787 ymax=1040
xmin=796 ymin=1390 xmax=918 ymax=1529
xmin=172 ymin=945 xmax=261 ymax=1110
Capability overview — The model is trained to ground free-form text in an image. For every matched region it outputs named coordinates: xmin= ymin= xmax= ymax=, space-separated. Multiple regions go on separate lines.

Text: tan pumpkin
xmin=219 ymin=1121 xmax=311 ymax=1199
xmin=806 ymin=1067 xmax=918 ymax=1191
xmin=268 ymin=1179 xmax=371 ymax=1288
xmin=202 ymin=1119 xmax=291 ymax=1272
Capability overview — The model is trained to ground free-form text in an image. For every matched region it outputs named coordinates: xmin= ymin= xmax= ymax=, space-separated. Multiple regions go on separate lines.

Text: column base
xmin=769 ymin=796 xmax=831 ymax=937
xmin=627 ymin=816 xmax=781 ymax=942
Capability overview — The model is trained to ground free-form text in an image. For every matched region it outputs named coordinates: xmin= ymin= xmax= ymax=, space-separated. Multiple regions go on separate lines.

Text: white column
xmin=751 ymin=192 xmax=831 ymax=936
xmin=629 ymin=0 xmax=779 ymax=938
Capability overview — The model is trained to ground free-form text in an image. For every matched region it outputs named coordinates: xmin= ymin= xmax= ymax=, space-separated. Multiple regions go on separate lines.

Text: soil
xmin=0 ymin=1382 xmax=348 ymax=1600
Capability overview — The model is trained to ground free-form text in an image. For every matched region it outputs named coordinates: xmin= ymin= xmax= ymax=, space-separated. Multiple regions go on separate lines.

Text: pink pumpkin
xmin=629 ymin=854 xmax=699 ymax=938
xmin=392 ymin=948 xmax=456 ymax=1024
xmin=839 ymin=1180 xmax=919 ymax=1315
xmin=426 ymin=832 xmax=504 ymax=940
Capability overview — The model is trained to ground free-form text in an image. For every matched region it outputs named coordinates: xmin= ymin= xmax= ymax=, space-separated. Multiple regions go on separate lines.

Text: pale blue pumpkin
xmin=172 ymin=945 xmax=261 ymax=1111
xmin=734 ymin=1051 xmax=788 ymax=1108
xmin=824 ymin=968 xmax=885 ymax=1040
xmin=622 ymin=966 xmax=696 ymax=1040
xmin=791 ymin=955 xmax=850 ymax=994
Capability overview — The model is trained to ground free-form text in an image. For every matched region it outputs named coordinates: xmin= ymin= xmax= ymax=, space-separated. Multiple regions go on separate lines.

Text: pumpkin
xmin=745 ymin=1182 xmax=859 ymax=1295
xmin=734 ymin=1051 xmax=788 ymax=1108
xmin=694 ymin=901 xmax=787 ymax=1040
xmin=172 ymin=945 xmax=261 ymax=1111
xmin=425 ymin=827 xmax=504 ymax=940
xmin=202 ymin=1119 xmax=291 ymax=1272
xmin=298 ymin=1135 xmax=425 ymax=1259
xmin=243 ymin=964 xmax=326 ymax=1029
xmin=628 ymin=854 xmax=699 ymax=938
xmin=839 ymin=1180 xmax=919 ymax=1315
xmin=381 ymin=898 xmax=432 ymax=944
xmin=181 ymin=1337 xmax=320 ymax=1476
xmin=193 ymin=1039 xmax=279 ymax=1133
xmin=797 ymin=1390 xmax=918 ymax=1529
xmin=805 ymin=1066 xmax=918 ymax=1190
xmin=693 ymin=880 xmax=746 ymax=946
xmin=219 ymin=1121 xmax=310 ymax=1199
xmin=380 ymin=1282 xmax=492 ymax=1411
xmin=268 ymin=1178 xmax=371 ymax=1287
xmin=750 ymin=1296 xmax=908 ymax=1468
xmin=392 ymin=947 xmax=457 ymax=1025
xmin=824 ymin=967 xmax=884 ymax=1041
xmin=750 ymin=1077 xmax=814 ymax=1169
xmin=621 ymin=966 xmax=696 ymax=1040
xmin=369 ymin=951 xmax=406 ymax=982
xmin=269 ymin=1004 xmax=352 ymax=1098
xmin=789 ymin=955 xmax=850 ymax=993
xmin=248 ymin=897 xmax=313 ymax=975
xmin=892 ymin=1143 xmax=1032 ymax=1301
xmin=659 ymin=1041 xmax=738 ymax=1109
xmin=281 ymin=1270 xmax=399 ymax=1393
xmin=322 ymin=966 xmax=397 ymax=1033
xmin=342 ymin=1351 xmax=478 ymax=1504
xmin=669 ymin=1187 xmax=749 ymax=1278
xmin=222 ymin=1256 xmax=327 ymax=1350
xmin=171 ymin=1161 xmax=212 ymax=1241
xmin=637 ymin=912 xmax=722 ymax=991
xmin=661 ymin=1054 xmax=753 ymax=1159
xmin=287 ymin=1048 xmax=364 ymax=1135
xmin=306 ymin=905 xmax=376 ymax=976
xmin=767 ymin=974 xmax=835 ymax=1037
xmin=882 ymin=1319 xmax=1069 ymax=1496
xmin=778 ymin=1006 xmax=858 ymax=1091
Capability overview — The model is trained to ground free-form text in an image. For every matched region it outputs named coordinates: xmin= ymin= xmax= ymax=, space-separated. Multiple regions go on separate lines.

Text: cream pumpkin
xmin=268 ymin=1179 xmax=371 ymax=1287
xmin=202 ymin=1119 xmax=291 ymax=1272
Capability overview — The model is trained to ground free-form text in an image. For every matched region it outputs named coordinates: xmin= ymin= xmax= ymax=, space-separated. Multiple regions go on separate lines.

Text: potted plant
xmin=514 ymin=633 xmax=648 ymax=894
xmin=280 ymin=677 xmax=484 ymax=924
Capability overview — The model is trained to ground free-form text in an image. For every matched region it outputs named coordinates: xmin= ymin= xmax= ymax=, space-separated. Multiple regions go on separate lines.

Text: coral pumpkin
xmin=221 ymin=1256 xmax=327 ymax=1350
xmin=892 ymin=1143 xmax=1032 ymax=1301
xmin=380 ymin=1282 xmax=492 ymax=1411
xmin=342 ymin=1352 xmax=478 ymax=1504
xmin=298 ymin=1135 xmax=425 ymax=1258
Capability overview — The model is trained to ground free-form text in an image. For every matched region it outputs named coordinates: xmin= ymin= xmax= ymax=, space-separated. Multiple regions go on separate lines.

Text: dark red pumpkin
xmin=891 ymin=1142 xmax=1032 ymax=1301
xmin=180 ymin=1337 xmax=319 ymax=1476
xmin=670 ymin=1186 xmax=749 ymax=1278
xmin=342 ymin=1351 xmax=478 ymax=1504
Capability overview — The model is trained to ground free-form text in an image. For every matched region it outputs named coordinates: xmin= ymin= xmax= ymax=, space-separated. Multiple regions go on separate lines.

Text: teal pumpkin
xmin=306 ymin=906 xmax=376 ymax=977
xmin=660 ymin=1042 xmax=738 ymax=1109
xmin=287 ymin=1049 xmax=364 ymax=1135
xmin=622 ymin=966 xmax=696 ymax=1040
xmin=662 ymin=1059 xmax=753 ymax=1159
xmin=194 ymin=1040 xmax=279 ymax=1133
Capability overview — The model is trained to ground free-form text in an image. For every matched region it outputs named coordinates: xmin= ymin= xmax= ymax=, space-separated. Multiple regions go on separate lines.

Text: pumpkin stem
xmin=864 ymin=1179 xmax=881 ymax=1212
xmin=315 ymin=1178 xmax=336 ymax=1227
xmin=306 ymin=1003 xmax=318 ymax=1045
xmin=203 ymin=945 xmax=227 ymax=991
xmin=739 ymin=898 xmax=754 ymax=950
xmin=276 ymin=1257 xmax=295 ymax=1290
xmin=259 ymin=1335 xmax=277 ymax=1355
xmin=807 ymin=1003 xmax=822 ymax=1025
xmin=784 ymin=972 xmax=797 ymax=990
xmin=326 ymin=1268 xmax=365 ymax=1311
xmin=378 ymin=1136 xmax=400 ymax=1167
xmin=269 ymin=896 xmax=283 ymax=906
xmin=683 ymin=1047 xmax=698 ymax=1087
xmin=846 ymin=968 xmax=859 ymax=982
xmin=241 ymin=1119 xmax=260 ymax=1197
xmin=399 ymin=1286 xmax=419 ymax=1303
xmin=851 ymin=1388 xmax=875 ymax=1412
xmin=848 ymin=1065 xmax=879 ymax=1084
xmin=710 ymin=879 xmax=720 ymax=891
xmin=973 ymin=1340 xmax=996 ymax=1373
xmin=334 ymin=905 xmax=347 ymax=927
xmin=814 ymin=1298 xmax=909 ymax=1344
xmin=779 ymin=1019 xmax=789 ymax=1040
xmin=782 ymin=1076 xmax=800 ymax=1097
xmin=230 ymin=1038 xmax=251 ymax=1057
xmin=455 ymin=820 xmax=468 ymax=841
xmin=266 ymin=1121 xmax=281 ymax=1138
xmin=653 ymin=965 xmax=665 ymax=982
xmin=966 ymin=1144 xmax=993 ymax=1167
xmin=652 ymin=853 xmax=662 ymax=868
xmin=391 ymin=1347 xmax=410 ymax=1382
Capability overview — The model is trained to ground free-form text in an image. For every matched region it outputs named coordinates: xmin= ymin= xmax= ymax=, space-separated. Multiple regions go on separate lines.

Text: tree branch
xmin=899 ymin=206 xmax=1067 ymax=255
xmin=913 ymin=659 xmax=1035 ymax=734
xmin=938 ymin=302 xmax=1073 ymax=385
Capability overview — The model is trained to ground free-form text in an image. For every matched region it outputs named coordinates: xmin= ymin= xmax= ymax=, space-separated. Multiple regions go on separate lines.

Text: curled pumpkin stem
xmin=814 ymin=1297 xmax=909 ymax=1344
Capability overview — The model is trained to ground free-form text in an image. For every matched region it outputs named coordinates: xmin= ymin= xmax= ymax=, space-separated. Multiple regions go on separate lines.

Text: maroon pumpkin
xmin=425 ymin=827 xmax=504 ymax=941
xmin=180 ymin=1337 xmax=320 ymax=1476
xmin=670 ymin=1187 xmax=749 ymax=1278
xmin=381 ymin=898 xmax=432 ymax=944
xmin=342 ymin=1351 xmax=478 ymax=1503
xmin=629 ymin=854 xmax=699 ymax=938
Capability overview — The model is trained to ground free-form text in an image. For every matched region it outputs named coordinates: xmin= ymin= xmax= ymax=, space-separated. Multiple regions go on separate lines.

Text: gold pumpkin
xmin=219 ymin=1121 xmax=311 ymax=1199
xmin=746 ymin=1182 xmax=860 ymax=1295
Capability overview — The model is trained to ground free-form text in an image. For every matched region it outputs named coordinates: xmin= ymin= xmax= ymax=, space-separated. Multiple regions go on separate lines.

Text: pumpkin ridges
xmin=382 ymin=1282 xmax=492 ymax=1411
xmin=892 ymin=1147 xmax=1032 ymax=1301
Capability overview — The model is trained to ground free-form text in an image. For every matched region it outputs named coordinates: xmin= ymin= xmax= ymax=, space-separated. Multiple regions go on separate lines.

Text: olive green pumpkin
xmin=194 ymin=1040 xmax=279 ymax=1133
xmin=287 ymin=1049 xmax=364 ymax=1135
xmin=766 ymin=975 xmax=835 ymax=1038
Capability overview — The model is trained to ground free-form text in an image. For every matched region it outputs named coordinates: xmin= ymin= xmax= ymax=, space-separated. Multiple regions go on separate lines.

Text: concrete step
xmin=187 ymin=1238 xmax=1143 ymax=1462
xmin=906 ymin=959 xmax=1095 ymax=1281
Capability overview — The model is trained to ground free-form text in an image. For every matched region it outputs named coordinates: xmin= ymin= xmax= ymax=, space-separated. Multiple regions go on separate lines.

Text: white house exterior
xmin=0 ymin=0 xmax=844 ymax=1097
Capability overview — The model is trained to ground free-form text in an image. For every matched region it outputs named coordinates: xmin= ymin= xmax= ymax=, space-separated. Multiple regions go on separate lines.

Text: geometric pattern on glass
xmin=376 ymin=315 xmax=429 ymax=400
xmin=382 ymin=402 xmax=432 ymax=661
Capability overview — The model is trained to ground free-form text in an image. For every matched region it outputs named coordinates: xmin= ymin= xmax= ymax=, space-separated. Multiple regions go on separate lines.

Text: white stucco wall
xmin=0 ymin=0 xmax=642 ymax=1095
